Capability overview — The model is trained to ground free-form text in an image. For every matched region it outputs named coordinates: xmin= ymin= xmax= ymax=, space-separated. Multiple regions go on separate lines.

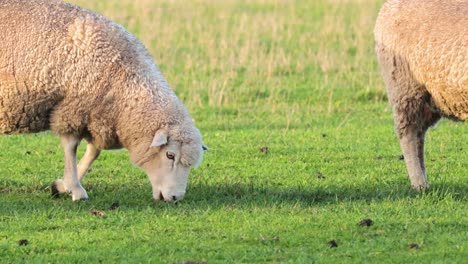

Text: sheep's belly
xmin=0 ymin=78 xmax=56 ymax=134
xmin=428 ymin=86 xmax=468 ymax=121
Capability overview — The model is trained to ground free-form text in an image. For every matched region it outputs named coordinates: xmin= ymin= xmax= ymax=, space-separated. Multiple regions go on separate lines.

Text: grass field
xmin=1 ymin=0 xmax=467 ymax=263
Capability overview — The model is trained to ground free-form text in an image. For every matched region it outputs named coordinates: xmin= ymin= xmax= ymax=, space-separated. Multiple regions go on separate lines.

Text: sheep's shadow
xmin=2 ymin=179 xmax=466 ymax=214
xmin=82 ymin=181 xmax=468 ymax=209
xmin=185 ymin=181 xmax=467 ymax=207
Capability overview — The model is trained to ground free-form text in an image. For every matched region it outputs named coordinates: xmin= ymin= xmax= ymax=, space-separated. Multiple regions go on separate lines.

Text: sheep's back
xmin=375 ymin=0 xmax=468 ymax=120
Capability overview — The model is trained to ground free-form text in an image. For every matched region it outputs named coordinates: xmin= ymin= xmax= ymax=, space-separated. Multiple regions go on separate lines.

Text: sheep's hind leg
xmin=398 ymin=127 xmax=429 ymax=190
xmin=394 ymin=96 xmax=433 ymax=191
xmin=417 ymin=107 xmax=441 ymax=179
xmin=52 ymin=135 xmax=88 ymax=201
xmin=77 ymin=142 xmax=101 ymax=180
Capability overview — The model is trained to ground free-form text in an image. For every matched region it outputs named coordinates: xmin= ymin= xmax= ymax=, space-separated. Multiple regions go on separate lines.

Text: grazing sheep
xmin=0 ymin=0 xmax=207 ymax=201
xmin=374 ymin=0 xmax=467 ymax=189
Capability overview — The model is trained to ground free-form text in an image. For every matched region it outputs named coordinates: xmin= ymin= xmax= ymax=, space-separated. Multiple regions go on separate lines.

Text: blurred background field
xmin=72 ymin=0 xmax=387 ymax=119
xmin=1 ymin=0 xmax=467 ymax=263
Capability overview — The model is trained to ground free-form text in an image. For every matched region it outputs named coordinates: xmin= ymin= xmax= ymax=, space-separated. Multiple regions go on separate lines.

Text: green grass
xmin=1 ymin=0 xmax=467 ymax=263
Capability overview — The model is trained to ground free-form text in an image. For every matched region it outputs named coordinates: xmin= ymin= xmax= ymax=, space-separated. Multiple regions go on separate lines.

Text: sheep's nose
xmin=154 ymin=192 xmax=184 ymax=202
xmin=157 ymin=193 xmax=177 ymax=202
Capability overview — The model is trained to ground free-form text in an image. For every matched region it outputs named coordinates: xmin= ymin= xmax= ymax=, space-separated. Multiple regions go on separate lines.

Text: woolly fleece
xmin=375 ymin=0 xmax=467 ymax=188
xmin=0 ymin=0 xmax=204 ymax=167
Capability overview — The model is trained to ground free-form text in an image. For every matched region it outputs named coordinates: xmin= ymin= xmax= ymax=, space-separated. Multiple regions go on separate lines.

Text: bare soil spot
xmin=317 ymin=172 xmax=325 ymax=179
xmin=259 ymin=146 xmax=269 ymax=154
xmin=90 ymin=210 xmax=106 ymax=218
xmin=18 ymin=239 xmax=28 ymax=246
xmin=359 ymin=218 xmax=373 ymax=227
xmin=328 ymin=240 xmax=338 ymax=248
xmin=409 ymin=243 xmax=419 ymax=249
xmin=110 ymin=202 xmax=120 ymax=210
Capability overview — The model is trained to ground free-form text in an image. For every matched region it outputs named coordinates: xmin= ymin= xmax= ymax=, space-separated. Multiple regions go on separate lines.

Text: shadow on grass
xmin=2 ymin=180 xmax=466 ymax=213
xmin=186 ymin=181 xmax=468 ymax=206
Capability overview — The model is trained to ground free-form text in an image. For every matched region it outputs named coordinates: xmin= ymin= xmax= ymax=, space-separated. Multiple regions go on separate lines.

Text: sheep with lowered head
xmin=374 ymin=0 xmax=467 ymax=190
xmin=0 ymin=0 xmax=207 ymax=202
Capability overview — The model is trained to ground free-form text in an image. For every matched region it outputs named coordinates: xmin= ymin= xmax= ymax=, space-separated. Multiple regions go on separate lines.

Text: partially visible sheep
xmin=0 ymin=0 xmax=206 ymax=201
xmin=374 ymin=0 xmax=467 ymax=189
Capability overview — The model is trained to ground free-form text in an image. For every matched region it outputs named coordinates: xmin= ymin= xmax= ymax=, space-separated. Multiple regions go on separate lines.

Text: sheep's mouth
xmin=153 ymin=191 xmax=179 ymax=203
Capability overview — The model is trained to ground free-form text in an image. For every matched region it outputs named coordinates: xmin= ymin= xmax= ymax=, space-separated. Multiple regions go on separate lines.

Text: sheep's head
xmin=135 ymin=129 xmax=206 ymax=202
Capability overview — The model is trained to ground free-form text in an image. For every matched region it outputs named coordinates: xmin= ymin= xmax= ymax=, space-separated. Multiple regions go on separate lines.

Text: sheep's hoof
xmin=51 ymin=180 xmax=67 ymax=198
xmin=51 ymin=180 xmax=88 ymax=201
xmin=411 ymin=184 xmax=430 ymax=192
xmin=71 ymin=188 xmax=89 ymax=201
xmin=51 ymin=183 xmax=60 ymax=198
xmin=72 ymin=196 xmax=89 ymax=201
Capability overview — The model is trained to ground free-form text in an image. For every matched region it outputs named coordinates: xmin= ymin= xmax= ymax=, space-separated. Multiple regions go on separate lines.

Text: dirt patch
xmin=358 ymin=218 xmax=373 ymax=227
xmin=409 ymin=243 xmax=419 ymax=249
xmin=328 ymin=240 xmax=338 ymax=248
xmin=110 ymin=202 xmax=120 ymax=210
xmin=317 ymin=172 xmax=325 ymax=179
xmin=18 ymin=239 xmax=29 ymax=246
xmin=90 ymin=210 xmax=106 ymax=218
xmin=259 ymin=146 xmax=269 ymax=154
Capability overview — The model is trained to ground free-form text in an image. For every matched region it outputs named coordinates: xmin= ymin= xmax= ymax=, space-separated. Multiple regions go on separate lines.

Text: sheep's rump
xmin=0 ymin=0 xmax=139 ymax=135
xmin=375 ymin=0 xmax=468 ymax=120
xmin=0 ymin=0 xmax=75 ymax=133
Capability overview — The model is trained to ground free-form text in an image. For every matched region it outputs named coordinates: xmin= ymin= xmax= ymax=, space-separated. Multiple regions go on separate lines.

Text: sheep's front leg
xmin=77 ymin=142 xmax=101 ymax=180
xmin=52 ymin=135 xmax=88 ymax=201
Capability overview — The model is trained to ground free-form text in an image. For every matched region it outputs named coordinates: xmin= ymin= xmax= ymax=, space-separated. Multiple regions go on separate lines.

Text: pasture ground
xmin=1 ymin=0 xmax=467 ymax=263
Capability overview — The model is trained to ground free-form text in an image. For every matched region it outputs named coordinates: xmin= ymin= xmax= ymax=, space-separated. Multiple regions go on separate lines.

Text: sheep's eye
xmin=166 ymin=152 xmax=175 ymax=160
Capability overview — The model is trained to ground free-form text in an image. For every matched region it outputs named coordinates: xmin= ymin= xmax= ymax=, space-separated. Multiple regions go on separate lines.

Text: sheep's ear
xmin=150 ymin=131 xmax=168 ymax=147
xmin=202 ymin=144 xmax=208 ymax=151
